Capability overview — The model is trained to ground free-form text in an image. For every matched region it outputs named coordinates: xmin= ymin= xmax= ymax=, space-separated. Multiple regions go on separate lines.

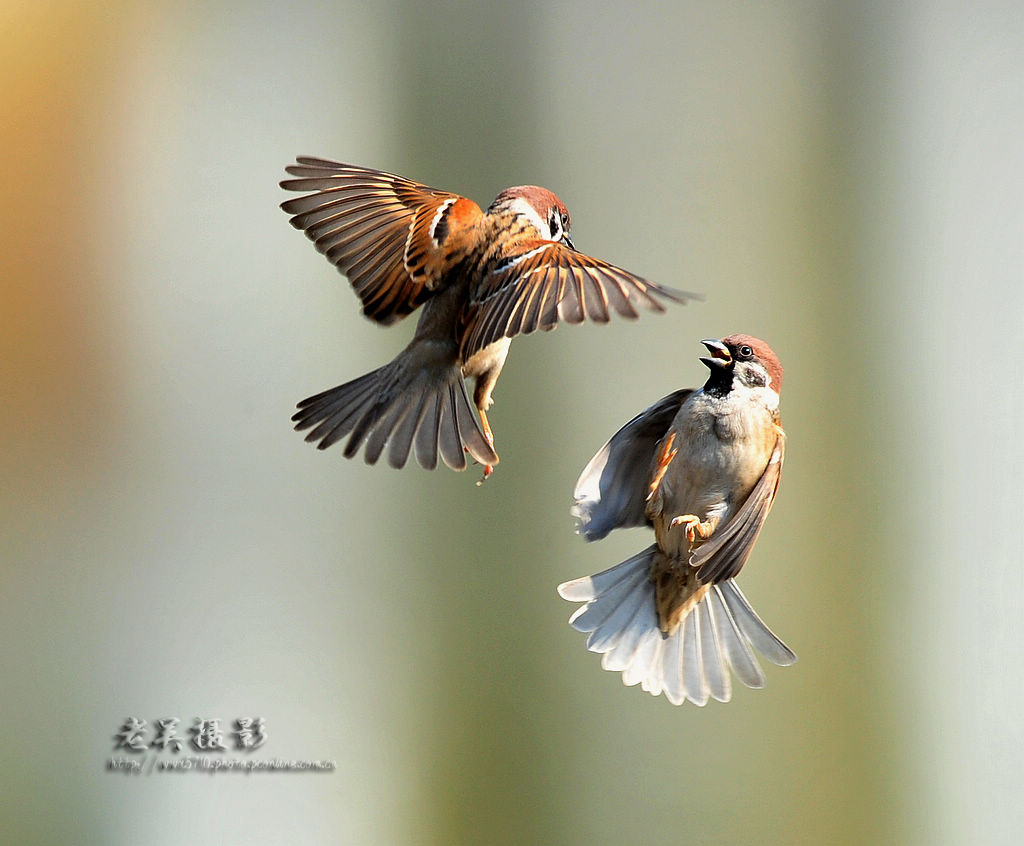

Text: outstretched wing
xmin=572 ymin=389 xmax=693 ymax=541
xmin=281 ymin=158 xmax=482 ymax=325
xmin=461 ymin=239 xmax=695 ymax=357
xmin=691 ymin=429 xmax=785 ymax=584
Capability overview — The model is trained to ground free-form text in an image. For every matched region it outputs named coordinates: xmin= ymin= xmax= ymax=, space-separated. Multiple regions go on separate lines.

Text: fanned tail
xmin=558 ymin=550 xmax=795 ymax=705
xmin=292 ymin=360 xmax=498 ymax=472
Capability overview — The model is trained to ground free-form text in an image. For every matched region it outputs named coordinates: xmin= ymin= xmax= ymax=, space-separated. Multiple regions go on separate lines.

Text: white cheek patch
xmin=506 ymin=197 xmax=550 ymax=237
xmin=735 ymin=364 xmax=780 ymax=410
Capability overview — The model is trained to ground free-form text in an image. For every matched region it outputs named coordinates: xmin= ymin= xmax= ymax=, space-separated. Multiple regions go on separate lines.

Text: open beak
xmin=700 ymin=338 xmax=732 ymax=371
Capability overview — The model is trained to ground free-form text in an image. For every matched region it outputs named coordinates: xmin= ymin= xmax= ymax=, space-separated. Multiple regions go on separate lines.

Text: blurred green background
xmin=2 ymin=1 xmax=1022 ymax=844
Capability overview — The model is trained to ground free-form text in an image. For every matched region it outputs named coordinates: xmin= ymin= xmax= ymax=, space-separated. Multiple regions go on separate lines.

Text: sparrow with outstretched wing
xmin=281 ymin=158 xmax=695 ymax=478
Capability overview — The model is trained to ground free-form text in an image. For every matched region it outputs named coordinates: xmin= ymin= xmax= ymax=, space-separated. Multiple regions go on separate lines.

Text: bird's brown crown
xmin=722 ymin=334 xmax=783 ymax=393
xmin=489 ymin=185 xmax=570 ymax=226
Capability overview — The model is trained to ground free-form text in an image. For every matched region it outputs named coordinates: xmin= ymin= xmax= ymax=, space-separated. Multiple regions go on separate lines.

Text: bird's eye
xmin=560 ymin=212 xmax=569 ymax=228
xmin=738 ymin=344 xmax=754 ymax=359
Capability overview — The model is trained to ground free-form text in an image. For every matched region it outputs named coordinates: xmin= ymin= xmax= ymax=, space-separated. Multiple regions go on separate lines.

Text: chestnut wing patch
xmin=281 ymin=158 xmax=480 ymax=325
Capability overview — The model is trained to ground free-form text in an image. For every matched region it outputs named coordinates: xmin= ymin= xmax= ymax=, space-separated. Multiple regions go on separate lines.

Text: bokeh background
xmin=2 ymin=1 xmax=1022 ymax=843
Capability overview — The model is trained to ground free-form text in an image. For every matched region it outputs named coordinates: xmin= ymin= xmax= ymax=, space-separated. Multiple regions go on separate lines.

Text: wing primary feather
xmin=519 ymin=271 xmax=553 ymax=335
xmin=598 ymin=268 xmax=640 ymax=319
xmin=580 ymin=268 xmax=610 ymax=323
xmin=556 ymin=266 xmax=586 ymax=324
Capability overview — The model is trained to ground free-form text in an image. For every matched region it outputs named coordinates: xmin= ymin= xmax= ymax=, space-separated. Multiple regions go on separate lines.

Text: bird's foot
xmin=669 ymin=514 xmax=713 ymax=544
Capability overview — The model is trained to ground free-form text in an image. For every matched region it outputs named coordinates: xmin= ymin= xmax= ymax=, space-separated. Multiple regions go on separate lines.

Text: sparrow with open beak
xmin=281 ymin=158 xmax=693 ymax=478
xmin=558 ymin=335 xmax=795 ymax=704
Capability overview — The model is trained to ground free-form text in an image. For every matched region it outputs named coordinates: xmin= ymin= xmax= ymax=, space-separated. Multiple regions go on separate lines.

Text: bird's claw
xmin=474 ymin=408 xmax=496 ymax=485
xmin=669 ymin=513 xmax=711 ymax=544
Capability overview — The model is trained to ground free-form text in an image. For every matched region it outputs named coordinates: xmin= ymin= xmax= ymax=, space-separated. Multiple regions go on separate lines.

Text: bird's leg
xmin=468 ymin=359 xmax=504 ymax=484
xmin=669 ymin=514 xmax=715 ymax=545
xmin=476 ymin=407 xmax=495 ymax=484
xmin=478 ymin=407 xmax=494 ymax=446
xmin=647 ymin=432 xmax=677 ymax=502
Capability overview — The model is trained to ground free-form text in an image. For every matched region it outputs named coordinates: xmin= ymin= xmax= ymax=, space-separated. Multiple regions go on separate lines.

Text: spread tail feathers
xmin=292 ymin=361 xmax=498 ymax=471
xmin=557 ymin=548 xmax=795 ymax=705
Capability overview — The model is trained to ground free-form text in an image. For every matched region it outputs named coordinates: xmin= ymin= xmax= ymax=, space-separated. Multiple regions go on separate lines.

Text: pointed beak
xmin=560 ymin=232 xmax=576 ymax=251
xmin=699 ymin=338 xmax=732 ymax=371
